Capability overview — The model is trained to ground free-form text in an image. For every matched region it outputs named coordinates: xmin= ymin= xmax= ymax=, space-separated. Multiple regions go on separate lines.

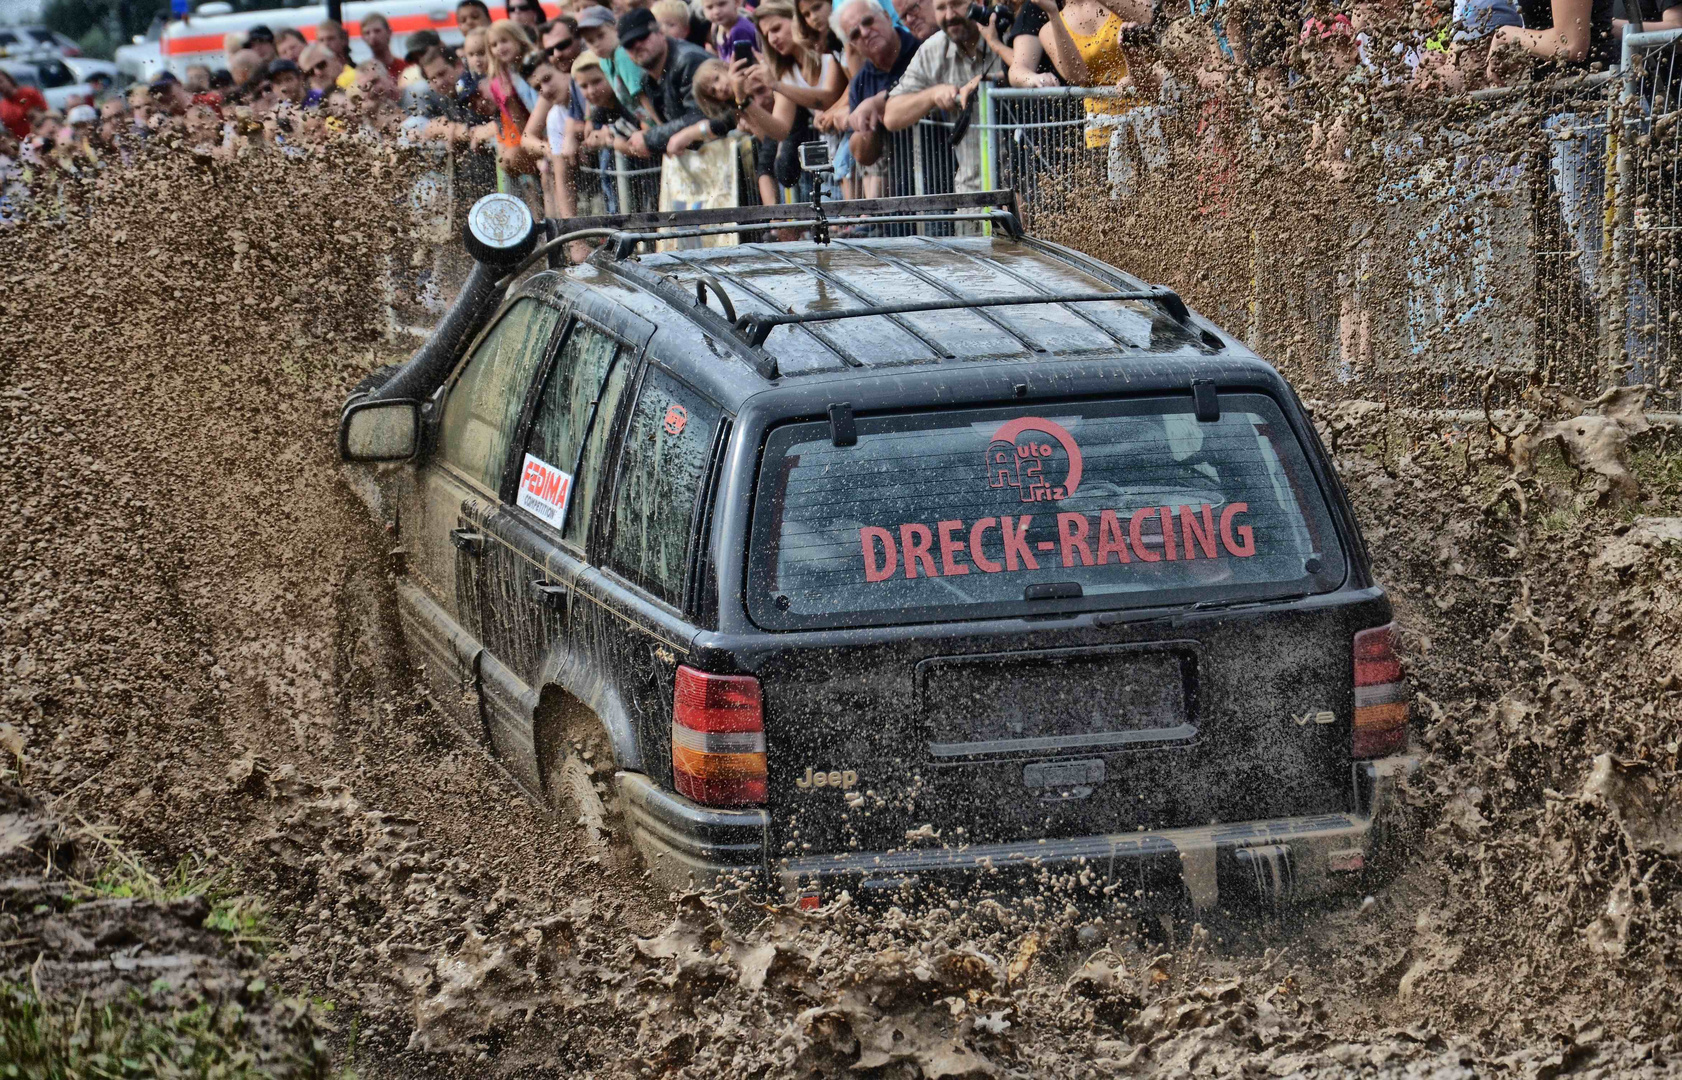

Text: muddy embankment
xmin=2 ymin=145 xmax=1680 ymax=1077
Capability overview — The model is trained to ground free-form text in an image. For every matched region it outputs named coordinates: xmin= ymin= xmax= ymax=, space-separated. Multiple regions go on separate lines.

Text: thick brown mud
xmin=3 ymin=146 xmax=1681 ymax=1077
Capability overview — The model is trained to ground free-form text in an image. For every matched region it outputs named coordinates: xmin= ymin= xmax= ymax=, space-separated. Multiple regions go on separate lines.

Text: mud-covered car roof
xmin=518 ymin=230 xmax=1290 ymax=413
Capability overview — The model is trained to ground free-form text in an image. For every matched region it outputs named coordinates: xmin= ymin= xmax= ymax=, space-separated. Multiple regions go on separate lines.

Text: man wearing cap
xmin=244 ymin=25 xmax=278 ymax=63
xmin=149 ymin=73 xmax=192 ymax=117
xmin=266 ymin=58 xmax=307 ymax=105
xmin=617 ymin=7 xmax=722 ymax=157
xmin=575 ymin=6 xmax=648 ymax=115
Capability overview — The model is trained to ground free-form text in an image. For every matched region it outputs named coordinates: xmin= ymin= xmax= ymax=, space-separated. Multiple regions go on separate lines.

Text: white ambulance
xmin=121 ymin=0 xmax=552 ymax=80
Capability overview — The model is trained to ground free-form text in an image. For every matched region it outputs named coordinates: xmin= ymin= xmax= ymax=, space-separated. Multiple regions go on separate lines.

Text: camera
xmin=967 ymin=2 xmax=1011 ymax=32
xmin=797 ymin=140 xmax=832 ymax=173
xmin=731 ymin=40 xmax=754 ymax=64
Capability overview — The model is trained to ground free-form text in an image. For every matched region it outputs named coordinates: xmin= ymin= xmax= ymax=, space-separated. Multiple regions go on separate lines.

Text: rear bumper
xmin=618 ymin=771 xmax=769 ymax=895
xmin=620 ymin=756 xmax=1418 ymax=909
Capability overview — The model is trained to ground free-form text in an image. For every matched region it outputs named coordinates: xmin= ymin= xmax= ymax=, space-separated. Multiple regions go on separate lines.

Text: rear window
xmin=748 ymin=393 xmax=1347 ymax=630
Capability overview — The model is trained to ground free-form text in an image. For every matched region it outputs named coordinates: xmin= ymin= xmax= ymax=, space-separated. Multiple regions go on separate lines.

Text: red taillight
xmin=1352 ymin=624 xmax=1408 ymax=758
xmin=672 ymin=665 xmax=766 ymax=806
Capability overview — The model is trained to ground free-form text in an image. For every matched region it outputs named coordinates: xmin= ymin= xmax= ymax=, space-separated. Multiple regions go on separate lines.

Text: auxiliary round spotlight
xmin=462 ymin=192 xmax=538 ymax=268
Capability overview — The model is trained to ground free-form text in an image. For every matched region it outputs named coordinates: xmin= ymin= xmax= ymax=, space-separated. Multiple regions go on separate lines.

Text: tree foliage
xmin=42 ymin=0 xmax=171 ymax=54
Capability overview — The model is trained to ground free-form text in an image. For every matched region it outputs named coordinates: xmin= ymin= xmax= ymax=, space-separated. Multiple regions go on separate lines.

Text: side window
xmin=608 ymin=370 xmax=721 ymax=606
xmin=436 ymin=299 xmax=561 ymax=493
xmin=562 ymin=348 xmax=636 ymax=550
xmin=514 ymin=322 xmax=620 ymax=537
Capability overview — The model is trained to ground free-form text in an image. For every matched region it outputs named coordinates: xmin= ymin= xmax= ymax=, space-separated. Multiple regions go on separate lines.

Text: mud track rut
xmin=2 ymin=147 xmax=1680 ymax=1078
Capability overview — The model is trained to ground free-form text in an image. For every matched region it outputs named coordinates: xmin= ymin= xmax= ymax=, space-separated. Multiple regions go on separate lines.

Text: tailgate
xmin=747 ymin=390 xmax=1359 ymax=860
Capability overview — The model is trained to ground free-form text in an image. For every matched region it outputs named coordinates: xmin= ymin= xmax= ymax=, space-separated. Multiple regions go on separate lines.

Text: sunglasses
xmin=310 ymin=60 xmax=333 ymax=73
xmin=548 ymin=38 xmax=576 ymax=53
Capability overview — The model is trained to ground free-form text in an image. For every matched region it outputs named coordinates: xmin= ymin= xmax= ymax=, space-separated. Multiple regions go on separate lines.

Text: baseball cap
xmin=571 ymin=48 xmax=604 ymax=72
xmin=66 ymin=103 xmax=97 ymax=124
xmin=576 ymin=5 xmax=616 ymax=29
xmin=265 ymin=58 xmax=301 ymax=76
xmin=244 ymin=24 xmax=275 ymax=44
xmin=403 ymin=29 xmax=443 ymax=61
xmin=617 ymin=8 xmax=658 ymax=46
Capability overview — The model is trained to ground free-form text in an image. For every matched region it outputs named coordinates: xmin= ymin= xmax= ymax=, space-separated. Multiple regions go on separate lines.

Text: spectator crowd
xmin=2 ymin=0 xmax=1669 ymax=226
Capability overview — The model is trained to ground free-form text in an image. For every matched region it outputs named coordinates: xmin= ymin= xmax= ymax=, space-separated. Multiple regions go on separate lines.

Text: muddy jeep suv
xmin=340 ymin=191 xmax=1412 ymax=916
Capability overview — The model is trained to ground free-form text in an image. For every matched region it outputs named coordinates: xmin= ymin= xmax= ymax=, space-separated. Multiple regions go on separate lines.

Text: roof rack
xmin=730 ymin=288 xmax=1189 ymax=347
xmin=544 ymin=189 xmax=1022 ymax=239
xmin=504 ymin=190 xmax=1025 ymax=279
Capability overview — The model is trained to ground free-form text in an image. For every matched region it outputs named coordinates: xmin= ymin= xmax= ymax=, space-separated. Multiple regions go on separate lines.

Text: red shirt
xmin=1 ymin=85 xmax=48 ymax=139
xmin=382 ymin=55 xmax=407 ymax=83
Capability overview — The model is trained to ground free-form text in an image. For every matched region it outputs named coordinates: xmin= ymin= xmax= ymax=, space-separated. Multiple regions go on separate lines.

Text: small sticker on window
xmin=663 ymin=404 xmax=688 ymax=436
xmin=517 ymin=452 xmax=572 ymax=526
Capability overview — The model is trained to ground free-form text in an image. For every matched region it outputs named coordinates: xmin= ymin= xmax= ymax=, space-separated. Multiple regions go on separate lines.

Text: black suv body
xmin=342 ymin=197 xmax=1413 ymax=917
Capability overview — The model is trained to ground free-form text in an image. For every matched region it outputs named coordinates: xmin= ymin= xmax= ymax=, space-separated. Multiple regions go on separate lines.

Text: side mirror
xmin=340 ymin=398 xmax=421 ymax=462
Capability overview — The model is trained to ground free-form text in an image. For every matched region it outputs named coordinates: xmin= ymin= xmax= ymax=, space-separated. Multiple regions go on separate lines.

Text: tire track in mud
xmin=2 ymin=145 xmax=1680 ymax=1078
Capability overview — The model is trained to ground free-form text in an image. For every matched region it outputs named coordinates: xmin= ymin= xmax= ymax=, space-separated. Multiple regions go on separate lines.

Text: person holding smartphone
xmin=705 ymin=0 xmax=763 ymax=58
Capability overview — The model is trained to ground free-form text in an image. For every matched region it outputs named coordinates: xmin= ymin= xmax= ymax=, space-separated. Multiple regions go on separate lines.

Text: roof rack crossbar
xmin=834 ymin=238 xmax=1045 ymax=355
xmin=544 ymin=190 xmax=1021 ymax=237
xmin=659 ymin=250 xmax=861 ymax=369
xmin=909 ymin=234 xmax=1137 ymax=351
xmin=606 ymin=258 xmax=782 ymax=379
xmin=733 ymin=290 xmax=1175 ymax=347
xmin=606 ymin=212 xmax=1014 ymax=259
xmin=750 ymin=244 xmax=955 ymax=361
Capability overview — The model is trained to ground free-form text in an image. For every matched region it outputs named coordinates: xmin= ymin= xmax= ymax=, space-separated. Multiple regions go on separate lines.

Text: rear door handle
xmin=529 ymin=579 xmax=568 ymax=608
xmin=450 ymin=528 xmax=484 ymax=557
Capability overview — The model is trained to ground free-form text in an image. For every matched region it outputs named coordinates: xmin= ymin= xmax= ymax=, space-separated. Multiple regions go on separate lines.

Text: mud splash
xmin=2 ymin=143 xmax=1681 ymax=1077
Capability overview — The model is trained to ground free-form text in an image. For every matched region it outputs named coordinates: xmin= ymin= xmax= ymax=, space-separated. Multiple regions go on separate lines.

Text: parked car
xmin=339 ymin=189 xmax=1414 ymax=918
xmin=62 ymin=57 xmax=122 ymax=90
xmin=0 ymin=26 xmax=81 ymax=61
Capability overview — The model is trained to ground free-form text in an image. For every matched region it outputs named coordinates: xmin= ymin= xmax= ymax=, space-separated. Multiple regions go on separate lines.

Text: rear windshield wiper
xmin=1092 ymin=591 xmax=1308 ymax=628
xmin=1188 ymin=592 xmax=1309 ymax=614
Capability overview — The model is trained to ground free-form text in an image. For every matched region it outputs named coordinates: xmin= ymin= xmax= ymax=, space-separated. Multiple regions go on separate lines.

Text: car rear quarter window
xmin=436 ymin=299 xmax=561 ymax=493
xmin=749 ymin=393 xmax=1347 ymax=629
xmin=515 ymin=321 xmax=620 ymax=540
xmin=36 ymin=60 xmax=74 ymax=88
xmin=607 ymin=370 xmax=720 ymax=607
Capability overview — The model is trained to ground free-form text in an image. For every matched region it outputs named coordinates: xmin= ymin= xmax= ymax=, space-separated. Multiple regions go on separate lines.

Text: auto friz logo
xmin=986 ymin=417 xmax=1082 ymax=503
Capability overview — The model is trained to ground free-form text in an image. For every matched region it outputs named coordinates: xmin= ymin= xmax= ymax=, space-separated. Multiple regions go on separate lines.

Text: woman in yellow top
xmin=1040 ymin=0 xmax=1151 ymax=145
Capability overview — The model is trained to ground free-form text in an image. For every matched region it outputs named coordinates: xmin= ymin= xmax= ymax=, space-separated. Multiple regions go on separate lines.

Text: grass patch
xmin=0 ymin=984 xmax=281 ymax=1080
xmin=74 ymin=836 xmax=273 ymax=951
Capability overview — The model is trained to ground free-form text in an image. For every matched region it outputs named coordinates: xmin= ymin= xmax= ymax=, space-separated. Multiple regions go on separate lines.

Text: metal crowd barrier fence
xmin=979 ymin=85 xmax=1134 ymax=231
xmin=1617 ymin=28 xmax=1682 ymax=387
xmin=578 ymin=149 xmax=663 ymax=216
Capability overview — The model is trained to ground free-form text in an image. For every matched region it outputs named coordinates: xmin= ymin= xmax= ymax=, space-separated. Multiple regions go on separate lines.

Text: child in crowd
xmin=704 ymin=0 xmax=761 ymax=58
xmin=463 ymin=27 xmax=492 ymax=78
xmin=653 ymin=0 xmax=712 ymax=45
xmin=482 ymin=21 xmax=540 ymax=176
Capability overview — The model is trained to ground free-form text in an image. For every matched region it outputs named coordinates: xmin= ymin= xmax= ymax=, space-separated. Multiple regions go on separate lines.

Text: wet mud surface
xmin=3 ymin=147 xmax=1682 ymax=1077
